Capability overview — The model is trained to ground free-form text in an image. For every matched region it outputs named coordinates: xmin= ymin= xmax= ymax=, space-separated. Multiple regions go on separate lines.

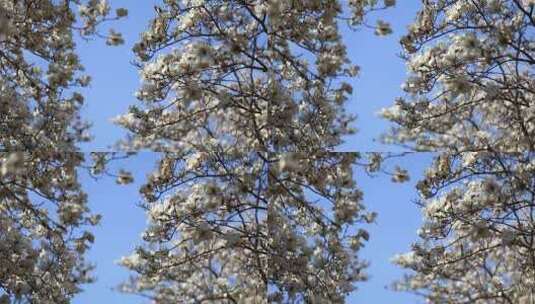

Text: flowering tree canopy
xmin=116 ymin=0 xmax=393 ymax=303
xmin=0 ymin=152 xmax=98 ymax=304
xmin=17 ymin=0 xmax=535 ymax=303
xmin=0 ymin=1 xmax=125 ymax=303
xmin=115 ymin=0 xmax=395 ymax=153
xmin=381 ymin=0 xmax=535 ymax=302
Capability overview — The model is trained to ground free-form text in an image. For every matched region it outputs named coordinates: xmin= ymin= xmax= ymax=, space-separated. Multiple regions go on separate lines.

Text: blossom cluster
xmin=0 ymin=152 xmax=98 ymax=303
xmin=114 ymin=0 xmax=393 ymax=153
xmin=381 ymin=1 xmax=535 ymax=302
xmin=119 ymin=151 xmax=378 ymax=303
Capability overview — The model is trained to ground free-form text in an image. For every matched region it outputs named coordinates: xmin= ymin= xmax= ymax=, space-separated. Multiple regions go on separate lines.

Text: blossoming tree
xmin=115 ymin=0 xmax=394 ymax=303
xmin=0 ymin=1 xmax=125 ymax=303
xmin=381 ymin=0 xmax=535 ymax=302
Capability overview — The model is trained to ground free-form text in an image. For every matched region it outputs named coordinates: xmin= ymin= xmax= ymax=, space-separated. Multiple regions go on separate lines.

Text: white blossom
xmin=384 ymin=1 xmax=535 ymax=302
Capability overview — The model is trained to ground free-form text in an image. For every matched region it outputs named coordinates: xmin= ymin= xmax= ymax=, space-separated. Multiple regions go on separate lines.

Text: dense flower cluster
xmin=116 ymin=1 xmax=394 ymax=303
xmin=0 ymin=0 xmax=125 ymax=302
xmin=381 ymin=0 xmax=535 ymax=302
xmin=391 ymin=152 xmax=535 ymax=303
xmin=120 ymin=151 xmax=376 ymax=303
xmin=0 ymin=152 xmax=99 ymax=304
xmin=0 ymin=0 xmax=126 ymax=150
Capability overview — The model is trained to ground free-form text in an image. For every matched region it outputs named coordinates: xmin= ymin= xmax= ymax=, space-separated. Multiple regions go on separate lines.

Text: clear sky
xmin=72 ymin=2 xmax=434 ymax=303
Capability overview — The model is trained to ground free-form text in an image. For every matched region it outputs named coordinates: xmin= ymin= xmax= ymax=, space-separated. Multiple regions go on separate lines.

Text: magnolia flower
xmin=116 ymin=8 xmax=128 ymax=17
xmin=278 ymin=153 xmax=303 ymax=173
xmin=116 ymin=169 xmax=134 ymax=184
xmin=391 ymin=166 xmax=410 ymax=183
xmin=106 ymin=29 xmax=124 ymax=46
xmin=375 ymin=20 xmax=393 ymax=36
xmin=1 ymin=152 xmax=24 ymax=176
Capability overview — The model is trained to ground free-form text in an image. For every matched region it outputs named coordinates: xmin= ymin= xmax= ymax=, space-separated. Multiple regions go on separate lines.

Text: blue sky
xmin=73 ymin=2 xmax=432 ymax=303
